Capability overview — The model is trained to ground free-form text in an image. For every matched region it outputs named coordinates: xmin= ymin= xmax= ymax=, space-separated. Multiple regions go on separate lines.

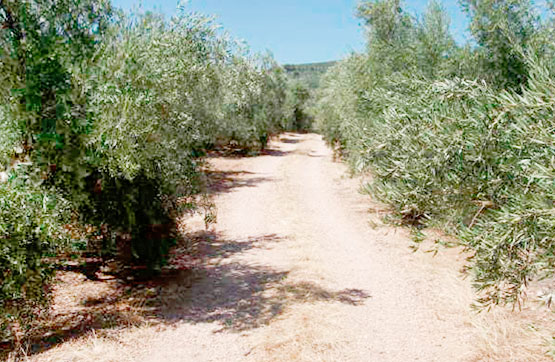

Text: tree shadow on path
xmin=7 ymin=234 xmax=370 ymax=359
xmin=207 ymin=147 xmax=290 ymax=159
xmin=204 ymin=170 xmax=274 ymax=194
xmin=18 ymin=230 xmax=369 ymax=348
xmin=156 ymin=232 xmax=371 ymax=332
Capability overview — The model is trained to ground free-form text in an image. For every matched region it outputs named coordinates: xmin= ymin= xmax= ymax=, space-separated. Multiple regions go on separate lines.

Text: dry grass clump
xmin=247 ymin=305 xmax=351 ymax=362
xmin=417 ymin=232 xmax=555 ymax=361
xmin=470 ymin=305 xmax=553 ymax=362
xmin=2 ymin=270 xmax=152 ymax=361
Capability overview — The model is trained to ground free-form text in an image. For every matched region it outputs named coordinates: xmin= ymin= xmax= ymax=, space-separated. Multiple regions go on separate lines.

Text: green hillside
xmin=284 ymin=61 xmax=337 ymax=88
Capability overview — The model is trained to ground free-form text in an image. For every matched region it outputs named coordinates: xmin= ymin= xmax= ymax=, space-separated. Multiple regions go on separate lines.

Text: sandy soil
xmin=29 ymin=133 xmax=553 ymax=362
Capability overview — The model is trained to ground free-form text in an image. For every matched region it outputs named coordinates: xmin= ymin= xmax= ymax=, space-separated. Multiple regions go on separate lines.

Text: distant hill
xmin=283 ymin=61 xmax=337 ymax=89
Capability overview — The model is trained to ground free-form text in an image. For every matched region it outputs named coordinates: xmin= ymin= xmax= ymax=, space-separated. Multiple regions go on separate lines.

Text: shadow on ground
xmin=158 ymin=232 xmax=370 ymax=332
xmin=279 ymin=137 xmax=301 ymax=144
xmin=204 ymin=170 xmax=274 ymax=194
xmin=207 ymin=147 xmax=290 ymax=159
xmin=8 ymin=231 xmax=370 ymax=358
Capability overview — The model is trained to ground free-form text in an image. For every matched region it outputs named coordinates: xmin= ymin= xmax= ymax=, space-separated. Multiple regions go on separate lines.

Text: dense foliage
xmin=284 ymin=80 xmax=314 ymax=131
xmin=314 ymin=0 xmax=555 ymax=306
xmin=0 ymin=0 xmax=289 ymax=339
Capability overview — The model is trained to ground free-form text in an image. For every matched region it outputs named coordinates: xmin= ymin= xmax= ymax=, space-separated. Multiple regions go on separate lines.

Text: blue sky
xmin=111 ymin=0 xmax=471 ymax=64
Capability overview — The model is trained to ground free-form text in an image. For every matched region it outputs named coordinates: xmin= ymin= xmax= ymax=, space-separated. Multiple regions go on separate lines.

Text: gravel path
xmin=33 ymin=133 xmax=552 ymax=362
xmin=151 ymin=132 xmax=477 ymax=361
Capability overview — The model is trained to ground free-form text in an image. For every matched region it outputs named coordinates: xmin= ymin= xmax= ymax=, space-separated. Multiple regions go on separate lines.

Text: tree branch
xmin=0 ymin=0 xmax=22 ymax=41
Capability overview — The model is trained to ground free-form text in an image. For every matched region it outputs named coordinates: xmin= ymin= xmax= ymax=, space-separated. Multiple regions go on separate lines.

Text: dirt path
xmin=146 ymin=132 xmax=476 ymax=361
xmin=33 ymin=133 xmax=552 ymax=362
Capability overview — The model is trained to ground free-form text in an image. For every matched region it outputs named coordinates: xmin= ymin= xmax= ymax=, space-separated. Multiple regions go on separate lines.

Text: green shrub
xmin=0 ymin=0 xmax=291 ymax=331
xmin=315 ymin=0 xmax=555 ymax=305
xmin=0 ymin=173 xmax=71 ymax=303
xmin=285 ymin=81 xmax=313 ymax=131
xmin=219 ymin=55 xmax=288 ymax=148
xmin=0 ymin=170 xmax=72 ymax=341
xmin=0 ymin=0 xmax=113 ymax=323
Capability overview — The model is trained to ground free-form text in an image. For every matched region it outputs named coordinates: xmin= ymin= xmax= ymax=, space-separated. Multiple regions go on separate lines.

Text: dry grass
xmin=22 ymin=330 xmax=136 ymax=362
xmin=413 ymin=232 xmax=554 ymax=362
xmin=470 ymin=305 xmax=553 ymax=362
xmin=248 ymin=306 xmax=351 ymax=362
xmin=2 ymin=270 xmax=157 ymax=361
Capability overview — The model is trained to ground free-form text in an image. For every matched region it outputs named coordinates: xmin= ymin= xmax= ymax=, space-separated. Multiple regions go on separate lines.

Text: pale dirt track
xmin=147 ymin=132 xmax=477 ymax=361
xmin=33 ymin=133 xmax=552 ymax=362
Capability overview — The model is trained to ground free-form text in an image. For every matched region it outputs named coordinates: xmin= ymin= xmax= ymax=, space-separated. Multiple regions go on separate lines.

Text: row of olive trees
xmin=314 ymin=0 xmax=555 ymax=306
xmin=0 ymin=0 xmax=289 ymax=340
